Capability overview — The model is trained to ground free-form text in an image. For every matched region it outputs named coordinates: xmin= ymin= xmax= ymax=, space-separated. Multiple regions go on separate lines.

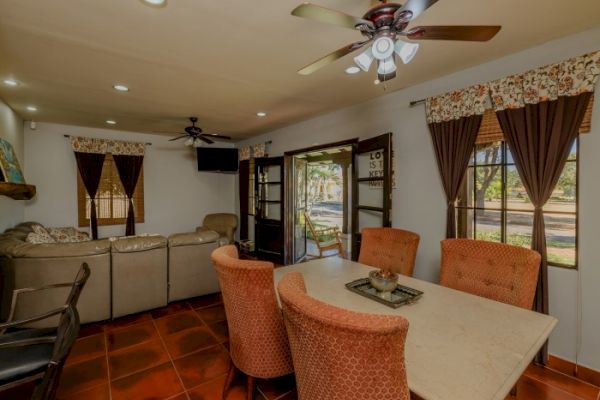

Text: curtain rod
xmin=409 ymin=99 xmax=425 ymax=107
xmin=63 ymin=134 xmax=152 ymax=146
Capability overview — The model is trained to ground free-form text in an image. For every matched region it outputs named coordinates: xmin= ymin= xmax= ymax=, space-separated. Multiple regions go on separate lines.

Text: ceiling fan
xmin=167 ymin=117 xmax=231 ymax=147
xmin=291 ymin=0 xmax=501 ymax=82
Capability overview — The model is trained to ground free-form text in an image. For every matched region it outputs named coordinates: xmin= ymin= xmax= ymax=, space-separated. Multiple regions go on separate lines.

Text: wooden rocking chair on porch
xmin=304 ymin=212 xmax=344 ymax=258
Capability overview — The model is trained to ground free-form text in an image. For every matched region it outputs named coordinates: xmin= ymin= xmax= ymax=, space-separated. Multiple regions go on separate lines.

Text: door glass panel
xmin=357 ymin=209 xmax=383 ymax=232
xmin=357 ymin=181 xmax=384 ymax=209
xmin=294 ymin=157 xmax=307 ymax=262
xmin=263 ymin=184 xmax=281 ymax=201
xmin=260 ymin=165 xmax=281 ymax=182
xmin=265 ymin=203 xmax=281 ymax=221
xmin=356 ymin=150 xmax=385 ymax=180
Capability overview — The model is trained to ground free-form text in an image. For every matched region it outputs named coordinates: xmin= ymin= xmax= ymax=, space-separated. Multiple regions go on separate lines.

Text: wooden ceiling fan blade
xmin=204 ymin=134 xmax=232 ymax=140
xmin=198 ymin=136 xmax=215 ymax=145
xmin=406 ymin=25 xmax=501 ymax=41
xmin=396 ymin=0 xmax=439 ymax=21
xmin=168 ymin=134 xmax=190 ymax=141
xmin=298 ymin=40 xmax=371 ymax=75
xmin=291 ymin=3 xmax=374 ymax=30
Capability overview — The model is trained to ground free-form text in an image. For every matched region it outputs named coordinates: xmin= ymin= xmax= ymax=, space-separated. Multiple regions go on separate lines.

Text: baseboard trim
xmin=548 ymin=354 xmax=600 ymax=388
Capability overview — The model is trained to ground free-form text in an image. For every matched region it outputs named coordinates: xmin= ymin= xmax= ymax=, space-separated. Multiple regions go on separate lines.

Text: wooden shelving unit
xmin=0 ymin=182 xmax=36 ymax=200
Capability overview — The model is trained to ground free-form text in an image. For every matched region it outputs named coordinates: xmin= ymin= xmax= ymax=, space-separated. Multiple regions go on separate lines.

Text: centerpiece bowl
xmin=368 ymin=269 xmax=399 ymax=293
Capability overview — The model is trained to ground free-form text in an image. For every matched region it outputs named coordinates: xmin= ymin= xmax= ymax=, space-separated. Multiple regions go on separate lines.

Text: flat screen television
xmin=197 ymin=147 xmax=238 ymax=172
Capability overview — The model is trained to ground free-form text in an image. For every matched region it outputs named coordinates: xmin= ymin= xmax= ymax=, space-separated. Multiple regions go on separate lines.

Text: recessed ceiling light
xmin=256 ymin=112 xmax=267 ymax=117
xmin=113 ymin=84 xmax=129 ymax=92
xmin=345 ymin=66 xmax=361 ymax=75
xmin=373 ymin=79 xmax=381 ymax=85
xmin=3 ymin=79 xmax=18 ymax=87
xmin=106 ymin=120 xmax=117 ymax=125
xmin=26 ymin=106 xmax=37 ymax=112
xmin=140 ymin=0 xmax=167 ymax=7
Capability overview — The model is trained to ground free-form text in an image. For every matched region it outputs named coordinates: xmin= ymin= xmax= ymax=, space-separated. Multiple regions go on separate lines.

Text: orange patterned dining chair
xmin=277 ymin=271 xmax=410 ymax=400
xmin=211 ymin=245 xmax=293 ymax=400
xmin=358 ymin=227 xmax=420 ymax=276
xmin=440 ymin=239 xmax=541 ymax=309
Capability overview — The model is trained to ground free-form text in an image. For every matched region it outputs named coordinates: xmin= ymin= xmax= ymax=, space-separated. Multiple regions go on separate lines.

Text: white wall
xmin=0 ymin=98 xmax=25 ymax=231
xmin=238 ymin=28 xmax=600 ymax=371
xmin=23 ymin=122 xmax=236 ymax=238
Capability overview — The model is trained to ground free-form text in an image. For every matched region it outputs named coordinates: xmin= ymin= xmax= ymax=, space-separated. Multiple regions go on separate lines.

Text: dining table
xmin=273 ymin=257 xmax=557 ymax=400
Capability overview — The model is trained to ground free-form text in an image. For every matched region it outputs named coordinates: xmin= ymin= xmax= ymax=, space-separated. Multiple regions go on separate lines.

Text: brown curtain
xmin=238 ymin=159 xmax=250 ymax=240
xmin=113 ymin=155 xmax=144 ymax=236
xmin=429 ymin=115 xmax=482 ymax=238
xmin=495 ymin=92 xmax=592 ymax=364
xmin=74 ymin=152 xmax=105 ymax=240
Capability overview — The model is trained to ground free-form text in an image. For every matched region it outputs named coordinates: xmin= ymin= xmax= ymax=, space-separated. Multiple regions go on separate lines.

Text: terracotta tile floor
xmin=2 ymin=292 xmax=599 ymax=400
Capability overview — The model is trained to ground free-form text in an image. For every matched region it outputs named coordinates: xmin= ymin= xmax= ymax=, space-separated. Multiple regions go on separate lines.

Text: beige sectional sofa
xmin=168 ymin=230 xmax=221 ymax=302
xmin=0 ymin=222 xmax=224 ymax=326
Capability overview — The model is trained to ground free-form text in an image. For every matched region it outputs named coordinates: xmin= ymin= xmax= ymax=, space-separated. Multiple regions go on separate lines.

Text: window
xmin=457 ymin=140 xmax=578 ymax=268
xmin=77 ymin=154 xmax=144 ymax=227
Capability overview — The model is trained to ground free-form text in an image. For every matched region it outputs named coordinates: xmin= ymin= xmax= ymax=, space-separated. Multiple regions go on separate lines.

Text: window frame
xmin=456 ymin=140 xmax=579 ymax=269
xmin=77 ymin=153 xmax=145 ymax=227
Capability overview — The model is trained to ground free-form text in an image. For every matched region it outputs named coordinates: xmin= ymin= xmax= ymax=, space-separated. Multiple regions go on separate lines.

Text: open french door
xmin=255 ymin=156 xmax=285 ymax=264
xmin=292 ymin=157 xmax=308 ymax=263
xmin=351 ymin=133 xmax=392 ymax=260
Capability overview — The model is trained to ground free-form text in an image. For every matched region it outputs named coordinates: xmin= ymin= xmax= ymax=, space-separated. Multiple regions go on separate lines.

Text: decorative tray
xmin=345 ymin=278 xmax=423 ymax=309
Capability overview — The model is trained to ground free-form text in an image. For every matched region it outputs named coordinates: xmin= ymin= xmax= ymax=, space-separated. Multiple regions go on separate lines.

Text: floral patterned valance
xmin=490 ymin=50 xmax=600 ymax=111
xmin=239 ymin=146 xmax=251 ymax=161
xmin=425 ymin=84 xmax=489 ymax=124
xmin=252 ymin=143 xmax=267 ymax=158
xmin=70 ymin=136 xmax=146 ymax=156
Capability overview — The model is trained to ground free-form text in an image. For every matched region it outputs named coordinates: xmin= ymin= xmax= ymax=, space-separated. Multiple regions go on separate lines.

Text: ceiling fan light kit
xmin=292 ymin=0 xmax=501 ymax=82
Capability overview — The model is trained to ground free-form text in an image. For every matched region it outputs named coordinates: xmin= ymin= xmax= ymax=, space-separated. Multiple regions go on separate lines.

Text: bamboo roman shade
xmin=476 ymin=94 xmax=595 ymax=144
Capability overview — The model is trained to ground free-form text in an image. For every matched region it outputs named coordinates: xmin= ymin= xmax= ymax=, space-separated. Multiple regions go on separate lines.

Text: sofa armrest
xmin=168 ymin=231 xmax=219 ymax=247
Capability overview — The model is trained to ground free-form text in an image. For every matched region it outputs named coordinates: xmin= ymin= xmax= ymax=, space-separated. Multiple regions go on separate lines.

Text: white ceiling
xmin=0 ymin=0 xmax=599 ymax=140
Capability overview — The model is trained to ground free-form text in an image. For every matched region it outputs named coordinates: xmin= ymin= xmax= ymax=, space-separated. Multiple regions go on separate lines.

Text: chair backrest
xmin=277 ymin=272 xmax=410 ymax=400
xmin=203 ymin=213 xmax=238 ymax=231
xmin=65 ymin=263 xmax=91 ymax=310
xmin=211 ymin=245 xmax=293 ymax=378
xmin=358 ymin=228 xmax=420 ymax=276
xmin=34 ymin=305 xmax=80 ymax=400
xmin=440 ymin=239 xmax=541 ymax=309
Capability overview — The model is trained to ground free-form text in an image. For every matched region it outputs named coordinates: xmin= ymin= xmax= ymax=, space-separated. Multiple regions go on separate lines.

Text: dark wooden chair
xmin=0 ymin=263 xmax=90 ymax=400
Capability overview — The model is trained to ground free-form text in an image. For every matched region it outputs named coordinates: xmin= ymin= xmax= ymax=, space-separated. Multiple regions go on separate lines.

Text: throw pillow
xmin=48 ymin=227 xmax=92 ymax=243
xmin=26 ymin=232 xmax=56 ymax=244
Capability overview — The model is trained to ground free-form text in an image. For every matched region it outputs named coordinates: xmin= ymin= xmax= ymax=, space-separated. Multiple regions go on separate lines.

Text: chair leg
xmin=223 ymin=364 xmax=236 ymax=400
xmin=246 ymin=375 xmax=254 ymax=400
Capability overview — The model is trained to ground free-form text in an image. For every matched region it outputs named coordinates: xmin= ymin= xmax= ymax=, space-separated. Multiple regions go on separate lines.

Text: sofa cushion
xmin=3 ymin=239 xmax=112 ymax=258
xmin=110 ymin=235 xmax=167 ymax=253
xmin=168 ymin=231 xmax=219 ymax=247
xmin=48 ymin=227 xmax=91 ymax=243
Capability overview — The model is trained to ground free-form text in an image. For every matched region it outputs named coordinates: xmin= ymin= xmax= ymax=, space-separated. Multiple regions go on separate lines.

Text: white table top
xmin=273 ymin=257 xmax=557 ymax=400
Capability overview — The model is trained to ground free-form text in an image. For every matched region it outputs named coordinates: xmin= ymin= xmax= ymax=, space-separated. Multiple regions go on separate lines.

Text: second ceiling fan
xmin=292 ymin=0 xmax=501 ymax=82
